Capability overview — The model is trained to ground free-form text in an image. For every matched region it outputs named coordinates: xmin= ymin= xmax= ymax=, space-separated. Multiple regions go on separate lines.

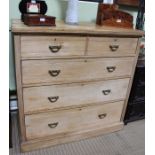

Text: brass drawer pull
xmin=106 ymin=66 xmax=116 ymax=72
xmin=48 ymin=122 xmax=58 ymax=129
xmin=102 ymin=89 xmax=111 ymax=95
xmin=49 ymin=70 xmax=61 ymax=77
xmin=109 ymin=45 xmax=119 ymax=51
xmin=98 ymin=113 xmax=107 ymax=119
xmin=48 ymin=96 xmax=59 ymax=103
xmin=49 ymin=45 xmax=62 ymax=53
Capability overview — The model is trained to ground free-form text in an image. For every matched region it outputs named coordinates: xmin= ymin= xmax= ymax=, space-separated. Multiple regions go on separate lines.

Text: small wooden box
xmin=96 ymin=3 xmax=133 ymax=28
xmin=23 ymin=14 xmax=56 ymax=26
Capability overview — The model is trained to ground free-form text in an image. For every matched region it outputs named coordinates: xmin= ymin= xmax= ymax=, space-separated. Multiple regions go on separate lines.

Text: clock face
xmin=27 ymin=2 xmax=40 ymax=13
xmin=19 ymin=0 xmax=47 ymax=15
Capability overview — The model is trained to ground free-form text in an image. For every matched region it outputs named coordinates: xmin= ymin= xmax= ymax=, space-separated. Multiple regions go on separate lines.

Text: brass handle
xmin=48 ymin=70 xmax=61 ymax=77
xmin=109 ymin=45 xmax=119 ymax=51
xmin=98 ymin=113 xmax=107 ymax=119
xmin=106 ymin=66 xmax=116 ymax=73
xmin=48 ymin=96 xmax=59 ymax=103
xmin=48 ymin=122 xmax=58 ymax=129
xmin=102 ymin=89 xmax=111 ymax=95
xmin=49 ymin=45 xmax=62 ymax=53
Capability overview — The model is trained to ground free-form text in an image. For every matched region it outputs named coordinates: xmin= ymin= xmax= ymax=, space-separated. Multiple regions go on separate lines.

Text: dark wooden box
xmin=96 ymin=3 xmax=133 ymax=28
xmin=23 ymin=14 xmax=56 ymax=26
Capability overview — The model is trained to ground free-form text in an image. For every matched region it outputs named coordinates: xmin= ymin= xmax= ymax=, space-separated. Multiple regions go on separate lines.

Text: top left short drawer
xmin=21 ymin=36 xmax=86 ymax=58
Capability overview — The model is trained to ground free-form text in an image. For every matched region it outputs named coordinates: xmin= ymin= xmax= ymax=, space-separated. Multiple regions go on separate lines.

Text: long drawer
xmin=21 ymin=36 xmax=86 ymax=58
xmin=23 ymin=78 xmax=129 ymax=114
xmin=22 ymin=58 xmax=134 ymax=85
xmin=25 ymin=101 xmax=124 ymax=140
xmin=87 ymin=37 xmax=138 ymax=56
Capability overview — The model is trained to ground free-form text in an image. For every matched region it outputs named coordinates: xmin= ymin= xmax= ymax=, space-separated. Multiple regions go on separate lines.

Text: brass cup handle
xmin=49 ymin=45 xmax=62 ymax=53
xmin=48 ymin=70 xmax=61 ymax=77
xmin=109 ymin=45 xmax=119 ymax=51
xmin=102 ymin=89 xmax=111 ymax=95
xmin=48 ymin=96 xmax=59 ymax=103
xmin=106 ymin=66 xmax=116 ymax=73
xmin=98 ymin=113 xmax=107 ymax=119
xmin=48 ymin=122 xmax=58 ymax=129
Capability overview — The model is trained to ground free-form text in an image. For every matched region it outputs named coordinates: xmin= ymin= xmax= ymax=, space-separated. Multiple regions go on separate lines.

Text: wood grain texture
xmin=25 ymin=101 xmax=124 ymax=140
xmin=13 ymin=35 xmax=26 ymax=141
xmin=87 ymin=37 xmax=138 ymax=56
xmin=21 ymin=122 xmax=124 ymax=152
xmin=23 ymin=79 xmax=129 ymax=114
xmin=11 ymin=20 xmax=144 ymax=37
xmin=10 ymin=112 xmax=145 ymax=155
xmin=12 ymin=19 xmax=143 ymax=152
xmin=21 ymin=36 xmax=86 ymax=58
xmin=22 ymin=58 xmax=134 ymax=85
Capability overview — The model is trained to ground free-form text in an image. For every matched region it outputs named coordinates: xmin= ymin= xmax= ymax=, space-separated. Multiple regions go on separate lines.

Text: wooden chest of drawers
xmin=12 ymin=20 xmax=144 ymax=152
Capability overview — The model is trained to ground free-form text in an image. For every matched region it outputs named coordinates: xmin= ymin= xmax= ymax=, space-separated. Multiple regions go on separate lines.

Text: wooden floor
xmin=9 ymin=112 xmax=145 ymax=155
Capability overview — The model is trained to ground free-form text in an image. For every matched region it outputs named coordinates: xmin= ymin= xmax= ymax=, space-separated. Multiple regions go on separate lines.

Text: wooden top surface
xmin=11 ymin=19 xmax=144 ymax=37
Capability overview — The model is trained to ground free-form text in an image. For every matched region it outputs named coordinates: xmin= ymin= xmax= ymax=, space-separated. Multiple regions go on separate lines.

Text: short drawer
xmin=87 ymin=37 xmax=138 ymax=56
xmin=23 ymin=78 xmax=129 ymax=114
xmin=22 ymin=58 xmax=134 ymax=85
xmin=25 ymin=101 xmax=124 ymax=140
xmin=21 ymin=36 xmax=86 ymax=58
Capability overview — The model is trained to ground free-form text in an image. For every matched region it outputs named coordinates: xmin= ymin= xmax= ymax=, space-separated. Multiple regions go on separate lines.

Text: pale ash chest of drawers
xmin=12 ymin=20 xmax=144 ymax=152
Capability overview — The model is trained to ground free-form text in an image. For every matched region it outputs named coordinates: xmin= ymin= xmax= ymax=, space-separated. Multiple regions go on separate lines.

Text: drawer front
xmin=22 ymin=58 xmax=134 ymax=85
xmin=25 ymin=101 xmax=124 ymax=140
xmin=23 ymin=78 xmax=129 ymax=114
xmin=21 ymin=36 xmax=86 ymax=58
xmin=87 ymin=37 xmax=138 ymax=56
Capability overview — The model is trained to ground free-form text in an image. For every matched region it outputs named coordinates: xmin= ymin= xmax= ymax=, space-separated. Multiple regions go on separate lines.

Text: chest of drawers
xmin=12 ymin=20 xmax=144 ymax=152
